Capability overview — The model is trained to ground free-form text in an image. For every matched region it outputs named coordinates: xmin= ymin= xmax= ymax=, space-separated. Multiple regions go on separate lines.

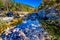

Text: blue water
xmin=1 ymin=7 xmax=58 ymax=40
xmin=1 ymin=13 xmax=44 ymax=40
xmin=15 ymin=19 xmax=41 ymax=30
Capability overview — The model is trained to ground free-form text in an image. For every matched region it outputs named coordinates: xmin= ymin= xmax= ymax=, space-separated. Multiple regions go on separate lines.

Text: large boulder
xmin=6 ymin=11 xmax=13 ymax=17
xmin=38 ymin=9 xmax=46 ymax=19
xmin=45 ymin=7 xmax=58 ymax=19
xmin=28 ymin=13 xmax=38 ymax=20
xmin=46 ymin=13 xmax=56 ymax=19
xmin=46 ymin=7 xmax=57 ymax=14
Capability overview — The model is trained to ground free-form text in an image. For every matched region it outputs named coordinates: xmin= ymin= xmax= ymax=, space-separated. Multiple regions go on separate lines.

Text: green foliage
xmin=0 ymin=20 xmax=7 ymax=33
xmin=0 ymin=0 xmax=34 ymax=12
xmin=56 ymin=0 xmax=60 ymax=3
xmin=39 ymin=20 xmax=60 ymax=40
xmin=38 ymin=3 xmax=43 ymax=10
xmin=0 ymin=0 xmax=4 ymax=7
xmin=0 ymin=18 xmax=22 ymax=33
xmin=8 ymin=0 xmax=34 ymax=12
xmin=38 ymin=0 xmax=60 ymax=10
